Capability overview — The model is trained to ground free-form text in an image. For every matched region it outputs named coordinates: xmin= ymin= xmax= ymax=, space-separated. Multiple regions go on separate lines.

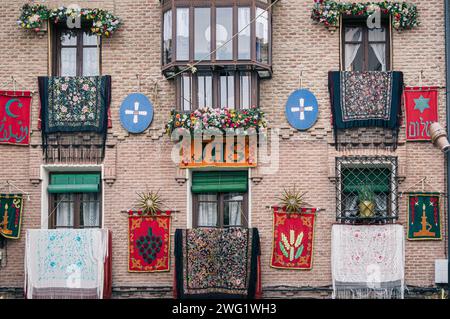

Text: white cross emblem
xmin=291 ymin=98 xmax=314 ymax=121
xmin=125 ymin=101 xmax=148 ymax=124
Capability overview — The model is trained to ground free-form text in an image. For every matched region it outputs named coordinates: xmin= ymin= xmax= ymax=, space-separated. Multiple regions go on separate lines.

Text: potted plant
xmin=357 ymin=185 xmax=376 ymax=218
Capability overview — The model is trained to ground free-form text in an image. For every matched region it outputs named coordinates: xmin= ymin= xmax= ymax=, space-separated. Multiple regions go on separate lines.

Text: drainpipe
xmin=445 ymin=0 xmax=450 ymax=298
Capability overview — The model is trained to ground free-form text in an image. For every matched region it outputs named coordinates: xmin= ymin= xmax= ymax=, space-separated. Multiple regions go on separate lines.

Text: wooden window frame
xmin=48 ymin=172 xmax=102 ymax=229
xmin=52 ymin=25 xmax=102 ymax=76
xmin=192 ymin=192 xmax=249 ymax=228
xmin=161 ymin=0 xmax=272 ymax=78
xmin=176 ymin=70 xmax=258 ymax=110
xmin=341 ymin=16 xmax=391 ymax=72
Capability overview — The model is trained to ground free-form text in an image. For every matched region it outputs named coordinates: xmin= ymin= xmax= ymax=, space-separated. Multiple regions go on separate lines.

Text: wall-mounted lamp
xmin=430 ymin=122 xmax=450 ymax=153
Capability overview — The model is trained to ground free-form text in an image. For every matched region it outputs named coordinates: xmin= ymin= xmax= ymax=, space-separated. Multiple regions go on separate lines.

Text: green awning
xmin=191 ymin=171 xmax=248 ymax=193
xmin=48 ymin=173 xmax=101 ymax=193
xmin=342 ymin=168 xmax=391 ymax=193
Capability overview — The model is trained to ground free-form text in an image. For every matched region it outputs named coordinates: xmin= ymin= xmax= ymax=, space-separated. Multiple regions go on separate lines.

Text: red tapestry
xmin=128 ymin=211 xmax=171 ymax=272
xmin=0 ymin=91 xmax=32 ymax=145
xmin=404 ymin=87 xmax=438 ymax=141
xmin=270 ymin=207 xmax=316 ymax=270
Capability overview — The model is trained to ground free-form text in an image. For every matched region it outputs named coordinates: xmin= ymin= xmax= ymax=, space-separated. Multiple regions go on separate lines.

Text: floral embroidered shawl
xmin=328 ymin=71 xmax=403 ymax=130
xmin=175 ymin=227 xmax=260 ymax=299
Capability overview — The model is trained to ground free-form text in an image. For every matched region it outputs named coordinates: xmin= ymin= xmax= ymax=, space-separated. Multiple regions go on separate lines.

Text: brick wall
xmin=0 ymin=0 xmax=447 ymax=298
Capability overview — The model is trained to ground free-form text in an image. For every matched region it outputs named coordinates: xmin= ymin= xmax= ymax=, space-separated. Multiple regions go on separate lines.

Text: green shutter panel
xmin=48 ymin=173 xmax=101 ymax=193
xmin=342 ymin=168 xmax=391 ymax=193
xmin=191 ymin=171 xmax=248 ymax=193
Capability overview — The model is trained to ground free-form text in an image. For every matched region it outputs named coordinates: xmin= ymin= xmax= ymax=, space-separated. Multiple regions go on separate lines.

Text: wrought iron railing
xmin=335 ymin=156 xmax=399 ymax=224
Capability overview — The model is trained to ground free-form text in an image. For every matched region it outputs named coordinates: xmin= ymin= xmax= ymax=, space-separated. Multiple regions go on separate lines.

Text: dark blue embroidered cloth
xmin=328 ymin=71 xmax=403 ymax=130
xmin=39 ymin=76 xmax=111 ymax=134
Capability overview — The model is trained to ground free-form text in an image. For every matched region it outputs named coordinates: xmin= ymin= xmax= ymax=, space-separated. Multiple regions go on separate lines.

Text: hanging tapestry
xmin=128 ymin=211 xmax=171 ymax=272
xmin=0 ymin=91 xmax=32 ymax=145
xmin=270 ymin=207 xmax=316 ymax=270
xmin=175 ymin=227 xmax=260 ymax=299
xmin=407 ymin=193 xmax=441 ymax=240
xmin=404 ymin=87 xmax=439 ymax=141
xmin=331 ymin=224 xmax=405 ymax=299
xmin=38 ymin=76 xmax=111 ymax=134
xmin=0 ymin=194 xmax=24 ymax=239
xmin=25 ymin=229 xmax=109 ymax=299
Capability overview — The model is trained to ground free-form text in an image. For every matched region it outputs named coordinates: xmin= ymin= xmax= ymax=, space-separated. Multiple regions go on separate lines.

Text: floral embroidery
xmin=182 ymin=227 xmax=254 ymax=295
xmin=341 ymin=72 xmax=393 ymax=122
xmin=47 ymin=77 xmax=104 ymax=131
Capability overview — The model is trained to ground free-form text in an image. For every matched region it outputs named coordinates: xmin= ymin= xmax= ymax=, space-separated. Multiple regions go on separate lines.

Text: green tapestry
xmin=407 ymin=193 xmax=441 ymax=240
xmin=0 ymin=194 xmax=24 ymax=239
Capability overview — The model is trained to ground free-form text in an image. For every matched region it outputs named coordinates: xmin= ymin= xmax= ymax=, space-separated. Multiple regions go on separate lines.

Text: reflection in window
xmin=176 ymin=8 xmax=189 ymax=61
xmin=238 ymin=7 xmax=251 ymax=60
xmin=223 ymin=193 xmax=243 ymax=226
xmin=56 ymin=194 xmax=75 ymax=227
xmin=194 ymin=8 xmax=211 ymax=60
xmin=256 ymin=8 xmax=269 ymax=64
xmin=163 ymin=10 xmax=173 ymax=64
xmin=216 ymin=7 xmax=233 ymax=60
xmin=220 ymin=72 xmax=235 ymax=109
xmin=197 ymin=74 xmax=213 ymax=108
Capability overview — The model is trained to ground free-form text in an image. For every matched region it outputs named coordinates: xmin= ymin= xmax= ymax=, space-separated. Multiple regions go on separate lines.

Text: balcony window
xmin=177 ymin=71 xmax=257 ymax=110
xmin=161 ymin=1 xmax=272 ymax=79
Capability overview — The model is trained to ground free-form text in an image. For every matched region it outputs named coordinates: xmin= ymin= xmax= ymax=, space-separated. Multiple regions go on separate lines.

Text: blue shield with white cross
xmin=285 ymin=89 xmax=319 ymax=131
xmin=119 ymin=93 xmax=154 ymax=134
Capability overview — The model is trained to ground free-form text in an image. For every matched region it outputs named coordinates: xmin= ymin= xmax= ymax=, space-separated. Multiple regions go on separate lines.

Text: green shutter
xmin=191 ymin=171 xmax=248 ymax=193
xmin=48 ymin=173 xmax=101 ymax=193
xmin=342 ymin=168 xmax=391 ymax=193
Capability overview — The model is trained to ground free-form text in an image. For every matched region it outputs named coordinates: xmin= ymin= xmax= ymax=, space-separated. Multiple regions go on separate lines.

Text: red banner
xmin=270 ymin=207 xmax=316 ymax=270
xmin=0 ymin=91 xmax=32 ymax=145
xmin=404 ymin=87 xmax=438 ymax=141
xmin=128 ymin=211 xmax=171 ymax=272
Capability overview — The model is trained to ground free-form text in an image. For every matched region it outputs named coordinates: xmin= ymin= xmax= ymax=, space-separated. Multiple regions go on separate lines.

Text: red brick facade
xmin=0 ymin=0 xmax=447 ymax=298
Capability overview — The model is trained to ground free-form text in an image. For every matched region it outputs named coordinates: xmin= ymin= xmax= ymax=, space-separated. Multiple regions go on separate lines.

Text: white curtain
xmin=198 ymin=194 xmax=218 ymax=226
xmin=238 ymin=7 xmax=251 ymax=59
xmin=370 ymin=43 xmax=386 ymax=71
xmin=344 ymin=28 xmax=362 ymax=70
xmin=227 ymin=202 xmax=241 ymax=225
xmin=56 ymin=194 xmax=74 ymax=227
xmin=176 ymin=8 xmax=189 ymax=60
xmin=82 ymin=194 xmax=100 ymax=227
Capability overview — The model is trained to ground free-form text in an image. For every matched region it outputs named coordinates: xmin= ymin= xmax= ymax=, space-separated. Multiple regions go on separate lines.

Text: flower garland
xmin=18 ymin=4 xmax=121 ymax=37
xmin=311 ymin=1 xmax=419 ymax=30
xmin=165 ymin=107 xmax=267 ymax=135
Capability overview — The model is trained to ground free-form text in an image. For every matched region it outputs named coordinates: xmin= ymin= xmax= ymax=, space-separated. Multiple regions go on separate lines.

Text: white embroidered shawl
xmin=25 ymin=229 xmax=108 ymax=299
xmin=331 ymin=224 xmax=405 ymax=299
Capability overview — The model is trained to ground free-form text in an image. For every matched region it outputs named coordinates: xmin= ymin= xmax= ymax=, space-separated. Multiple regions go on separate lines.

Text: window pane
xmin=55 ymin=194 xmax=75 ymax=227
xmin=344 ymin=44 xmax=363 ymax=71
xmin=61 ymin=32 xmax=77 ymax=46
xmin=83 ymin=47 xmax=99 ymax=76
xmin=238 ymin=8 xmax=251 ymax=59
xmin=344 ymin=27 xmax=362 ymax=42
xmin=197 ymin=194 xmax=218 ymax=227
xmin=80 ymin=193 xmax=100 ymax=227
xmin=194 ymin=8 xmax=211 ymax=60
xmin=216 ymin=7 xmax=233 ymax=60
xmin=181 ymin=74 xmax=192 ymax=111
xmin=240 ymin=73 xmax=251 ymax=109
xmin=368 ymin=27 xmax=386 ymax=41
xmin=220 ymin=73 xmax=235 ymax=109
xmin=60 ymin=48 xmax=77 ymax=76
xmin=256 ymin=7 xmax=269 ymax=64
xmin=368 ymin=44 xmax=386 ymax=71
xmin=176 ymin=8 xmax=189 ymax=61
xmin=197 ymin=74 xmax=213 ymax=108
xmin=224 ymin=193 xmax=244 ymax=226
xmin=163 ymin=10 xmax=173 ymax=64
xmin=83 ymin=32 xmax=98 ymax=45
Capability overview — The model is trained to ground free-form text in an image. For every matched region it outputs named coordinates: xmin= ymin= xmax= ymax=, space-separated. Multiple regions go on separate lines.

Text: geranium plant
xmin=311 ymin=0 xmax=419 ymax=30
xmin=165 ymin=107 xmax=267 ymax=135
xmin=18 ymin=4 xmax=121 ymax=37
